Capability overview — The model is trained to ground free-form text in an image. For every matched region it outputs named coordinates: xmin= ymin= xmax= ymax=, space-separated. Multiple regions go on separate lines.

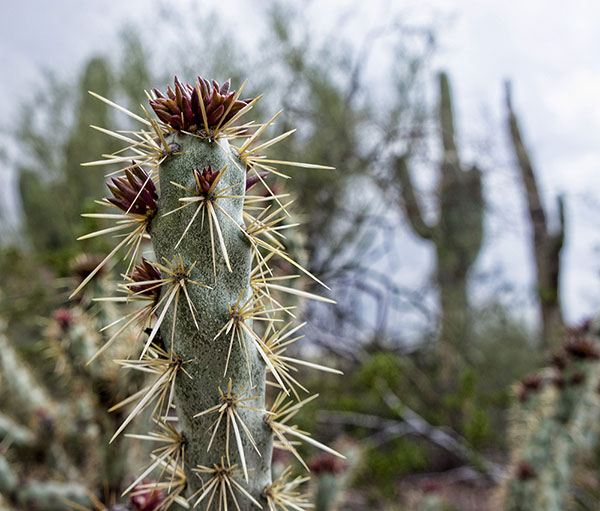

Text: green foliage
xmin=16 ymin=57 xmax=118 ymax=263
xmin=365 ymin=438 xmax=429 ymax=479
xmin=0 ymin=246 xmax=55 ymax=342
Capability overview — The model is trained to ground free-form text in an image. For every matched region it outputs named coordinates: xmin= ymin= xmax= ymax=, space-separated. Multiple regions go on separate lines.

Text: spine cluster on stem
xmin=73 ymin=76 xmax=342 ymax=510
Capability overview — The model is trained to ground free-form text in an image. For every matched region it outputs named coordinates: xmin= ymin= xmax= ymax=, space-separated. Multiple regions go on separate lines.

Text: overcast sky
xmin=2 ymin=0 xmax=599 ymax=327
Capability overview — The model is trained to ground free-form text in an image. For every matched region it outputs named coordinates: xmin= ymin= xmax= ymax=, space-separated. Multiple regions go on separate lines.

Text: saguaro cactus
xmin=394 ymin=72 xmax=483 ymax=353
xmin=72 ymin=76 xmax=342 ymax=509
xmin=505 ymin=82 xmax=565 ymax=348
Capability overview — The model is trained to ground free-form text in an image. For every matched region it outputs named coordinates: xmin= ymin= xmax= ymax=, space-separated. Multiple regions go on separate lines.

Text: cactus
xmin=417 ymin=494 xmax=447 ymax=511
xmin=0 ymin=260 xmax=156 ymax=509
xmin=71 ymin=75 xmax=343 ymax=509
xmin=0 ymin=327 xmax=93 ymax=510
xmin=308 ymin=439 xmax=361 ymax=511
xmin=504 ymin=82 xmax=565 ymax=348
xmin=394 ymin=72 xmax=483 ymax=358
xmin=500 ymin=325 xmax=600 ymax=510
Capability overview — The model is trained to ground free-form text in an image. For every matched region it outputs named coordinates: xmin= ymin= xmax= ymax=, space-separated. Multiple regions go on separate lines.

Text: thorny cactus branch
xmin=74 ymin=75 xmax=343 ymax=510
xmin=439 ymin=72 xmax=459 ymax=166
xmin=0 ymin=329 xmax=55 ymax=420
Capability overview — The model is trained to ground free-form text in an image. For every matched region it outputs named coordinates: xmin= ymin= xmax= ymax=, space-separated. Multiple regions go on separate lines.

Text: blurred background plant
xmin=1 ymin=1 xmax=598 ymax=510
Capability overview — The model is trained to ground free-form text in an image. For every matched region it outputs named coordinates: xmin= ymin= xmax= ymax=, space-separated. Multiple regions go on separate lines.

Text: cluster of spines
xmin=74 ymin=76 xmax=341 ymax=510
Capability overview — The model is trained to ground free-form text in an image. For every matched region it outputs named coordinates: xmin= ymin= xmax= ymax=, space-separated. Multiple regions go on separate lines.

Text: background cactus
xmin=0 ymin=262 xmax=151 ymax=510
xmin=500 ymin=324 xmax=600 ymax=511
xmin=504 ymin=82 xmax=565 ymax=348
xmin=393 ymin=71 xmax=484 ymax=365
xmin=69 ymin=75 xmax=342 ymax=510
xmin=308 ymin=439 xmax=361 ymax=511
xmin=3 ymin=6 xmax=595 ymax=509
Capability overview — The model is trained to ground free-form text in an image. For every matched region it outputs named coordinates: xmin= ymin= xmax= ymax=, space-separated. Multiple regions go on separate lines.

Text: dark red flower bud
xmin=564 ymin=337 xmax=600 ymax=360
xmin=149 ymin=76 xmax=253 ymax=132
xmin=131 ymin=479 xmax=164 ymax=511
xmin=517 ymin=460 xmax=536 ymax=481
xmin=569 ymin=371 xmax=586 ymax=386
xmin=517 ymin=374 xmax=543 ymax=402
xmin=107 ymin=163 xmax=158 ymax=216
xmin=53 ymin=308 xmax=74 ymax=330
xmin=194 ymin=166 xmax=220 ymax=195
xmin=308 ymin=452 xmax=346 ymax=475
xmin=521 ymin=375 xmax=542 ymax=391
xmin=128 ymin=258 xmax=162 ymax=297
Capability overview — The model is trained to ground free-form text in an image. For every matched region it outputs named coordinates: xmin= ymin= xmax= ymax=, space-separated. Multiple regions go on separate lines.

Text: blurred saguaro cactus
xmin=394 ymin=72 xmax=484 ymax=357
xmin=505 ymin=82 xmax=565 ymax=348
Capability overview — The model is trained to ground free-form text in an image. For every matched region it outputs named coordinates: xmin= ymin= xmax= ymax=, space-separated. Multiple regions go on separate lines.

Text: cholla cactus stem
xmin=77 ymin=75 xmax=340 ymax=510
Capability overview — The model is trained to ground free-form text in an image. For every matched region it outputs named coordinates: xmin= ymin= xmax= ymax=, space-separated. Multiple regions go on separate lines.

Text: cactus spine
xmin=73 ymin=76 xmax=342 ymax=509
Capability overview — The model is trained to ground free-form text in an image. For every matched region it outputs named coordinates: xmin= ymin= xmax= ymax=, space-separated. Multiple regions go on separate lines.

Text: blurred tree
xmin=261 ymin=4 xmax=374 ymax=277
xmin=393 ymin=72 xmax=484 ymax=363
xmin=17 ymin=56 xmax=118 ymax=270
xmin=505 ymin=82 xmax=564 ymax=348
xmin=256 ymin=4 xmax=437 ymax=355
xmin=117 ymin=27 xmax=152 ymax=111
xmin=5 ymin=41 xmax=151 ymax=341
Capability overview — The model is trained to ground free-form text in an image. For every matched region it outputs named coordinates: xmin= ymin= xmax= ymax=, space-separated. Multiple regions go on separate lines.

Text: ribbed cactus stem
xmin=150 ymin=134 xmax=271 ymax=500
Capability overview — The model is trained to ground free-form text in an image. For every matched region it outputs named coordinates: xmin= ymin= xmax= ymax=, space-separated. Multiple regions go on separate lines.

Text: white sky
xmin=1 ymin=0 xmax=599 ymax=327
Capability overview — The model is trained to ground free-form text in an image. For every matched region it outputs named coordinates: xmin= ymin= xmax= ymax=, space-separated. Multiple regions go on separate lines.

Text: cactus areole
xmin=73 ymin=76 xmax=343 ymax=510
